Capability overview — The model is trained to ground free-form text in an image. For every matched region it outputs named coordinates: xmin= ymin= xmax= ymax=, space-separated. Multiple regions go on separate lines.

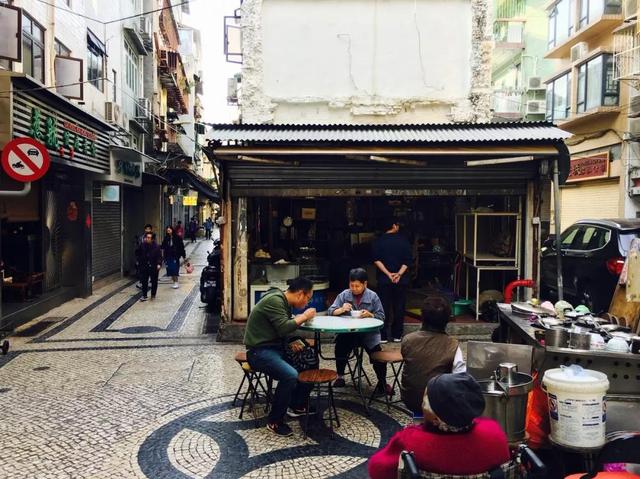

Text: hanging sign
xmin=1 ymin=137 xmax=51 ymax=182
xmin=183 ymin=195 xmax=197 ymax=206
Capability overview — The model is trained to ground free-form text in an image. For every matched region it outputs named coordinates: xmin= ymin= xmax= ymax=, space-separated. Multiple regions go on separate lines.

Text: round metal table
xmin=300 ymin=316 xmax=383 ymax=412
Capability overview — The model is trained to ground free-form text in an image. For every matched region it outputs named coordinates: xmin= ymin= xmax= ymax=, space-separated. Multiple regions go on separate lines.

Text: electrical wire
xmin=33 ymin=0 xmax=192 ymax=25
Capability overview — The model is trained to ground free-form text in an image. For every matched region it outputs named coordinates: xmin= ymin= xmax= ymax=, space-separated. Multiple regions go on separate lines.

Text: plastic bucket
xmin=452 ymin=299 xmax=473 ymax=316
xmin=542 ymin=366 xmax=609 ymax=449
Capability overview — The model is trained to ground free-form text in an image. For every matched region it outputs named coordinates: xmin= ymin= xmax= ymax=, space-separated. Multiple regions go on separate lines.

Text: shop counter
xmin=249 ymin=281 xmax=330 ymax=312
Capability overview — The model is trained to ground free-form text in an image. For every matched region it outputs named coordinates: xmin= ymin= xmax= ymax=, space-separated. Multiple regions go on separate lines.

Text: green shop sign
xmin=27 ymin=107 xmax=97 ymax=158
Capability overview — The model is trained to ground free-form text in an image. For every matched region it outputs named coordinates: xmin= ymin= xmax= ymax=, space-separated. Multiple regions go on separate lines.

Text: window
xmin=22 ymin=12 xmax=45 ymax=83
xmin=124 ymin=40 xmax=140 ymax=95
xmin=548 ymin=0 xmax=574 ymax=49
xmin=561 ymin=226 xmax=581 ymax=248
xmin=112 ymin=69 xmax=117 ymax=102
xmin=546 ymin=73 xmax=571 ymax=121
xmin=579 ymin=0 xmax=622 ymax=28
xmin=578 ymin=226 xmax=611 ymax=250
xmin=55 ymin=39 xmax=71 ymax=57
xmin=576 ymin=54 xmax=619 ymax=112
xmin=87 ymin=29 xmax=105 ymax=91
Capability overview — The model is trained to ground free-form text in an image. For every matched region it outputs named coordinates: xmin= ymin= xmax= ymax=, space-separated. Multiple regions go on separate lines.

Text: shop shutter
xmin=560 ymin=180 xmax=620 ymax=228
xmin=92 ymin=185 xmax=121 ymax=280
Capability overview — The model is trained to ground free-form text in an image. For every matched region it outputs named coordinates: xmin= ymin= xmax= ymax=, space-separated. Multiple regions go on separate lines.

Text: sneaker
xmin=140 ymin=296 xmax=148 ymax=302
xmin=150 ymin=295 xmax=156 ymax=300
xmin=266 ymin=422 xmax=293 ymax=437
xmin=172 ymin=283 xmax=179 ymax=289
xmin=392 ymin=338 xmax=402 ymax=343
xmin=333 ymin=377 xmax=346 ymax=388
xmin=287 ymin=405 xmax=317 ymax=417
xmin=380 ymin=339 xmax=388 ymax=344
xmin=135 ymin=283 xmax=142 ymax=289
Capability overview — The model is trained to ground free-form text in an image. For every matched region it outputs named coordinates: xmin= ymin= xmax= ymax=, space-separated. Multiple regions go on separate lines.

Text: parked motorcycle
xmin=200 ymin=239 xmax=221 ymax=311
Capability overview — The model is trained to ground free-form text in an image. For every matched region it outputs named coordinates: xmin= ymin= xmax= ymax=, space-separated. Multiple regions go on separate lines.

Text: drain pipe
xmin=504 ymin=279 xmax=535 ymax=304
xmin=0 ymin=182 xmax=32 ymax=197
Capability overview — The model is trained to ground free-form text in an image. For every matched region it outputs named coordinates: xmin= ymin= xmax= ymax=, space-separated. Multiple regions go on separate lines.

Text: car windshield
xmin=619 ymin=232 xmax=640 ymax=255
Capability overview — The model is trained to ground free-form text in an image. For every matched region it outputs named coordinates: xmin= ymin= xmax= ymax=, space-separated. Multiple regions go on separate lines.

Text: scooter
xmin=200 ymin=239 xmax=221 ymax=311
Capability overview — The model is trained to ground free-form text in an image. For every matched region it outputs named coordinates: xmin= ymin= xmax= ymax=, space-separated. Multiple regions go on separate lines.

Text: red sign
xmin=567 ymin=153 xmax=609 ymax=182
xmin=62 ymin=121 xmax=97 ymax=141
xmin=1 ymin=137 xmax=51 ymax=182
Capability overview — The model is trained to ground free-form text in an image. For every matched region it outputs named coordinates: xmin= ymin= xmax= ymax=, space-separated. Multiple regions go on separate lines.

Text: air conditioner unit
xmin=526 ymin=100 xmax=546 ymax=115
xmin=570 ymin=42 xmax=589 ymax=63
xmin=527 ymin=76 xmax=544 ymax=91
xmin=630 ymin=94 xmax=640 ymax=118
xmin=136 ymin=97 xmax=151 ymax=120
xmin=227 ymin=76 xmax=239 ymax=104
xmin=139 ymin=16 xmax=151 ymax=35
xmin=624 ymin=0 xmax=638 ymax=20
xmin=104 ymin=101 xmax=120 ymax=124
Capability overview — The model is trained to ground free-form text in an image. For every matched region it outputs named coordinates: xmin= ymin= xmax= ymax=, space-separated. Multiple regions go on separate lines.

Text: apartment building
xmin=543 ymin=0 xmax=627 ymax=228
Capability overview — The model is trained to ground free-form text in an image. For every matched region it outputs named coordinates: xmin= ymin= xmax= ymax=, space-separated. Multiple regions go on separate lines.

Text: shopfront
xmin=0 ymin=73 xmax=114 ymax=330
xmin=206 ymin=122 xmax=571 ymax=337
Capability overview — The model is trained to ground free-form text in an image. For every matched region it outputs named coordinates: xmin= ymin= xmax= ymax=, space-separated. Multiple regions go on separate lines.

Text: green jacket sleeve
xmin=263 ymin=297 xmax=298 ymax=336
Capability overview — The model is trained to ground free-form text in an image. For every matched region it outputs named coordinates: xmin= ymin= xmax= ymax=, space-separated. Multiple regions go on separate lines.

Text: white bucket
xmin=542 ymin=366 xmax=609 ymax=449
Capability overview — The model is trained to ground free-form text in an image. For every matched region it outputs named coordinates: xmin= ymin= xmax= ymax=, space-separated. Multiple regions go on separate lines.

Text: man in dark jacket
xmin=138 ymin=232 xmax=163 ymax=301
xmin=244 ymin=277 xmax=317 ymax=437
xmin=372 ymin=219 xmax=412 ymax=342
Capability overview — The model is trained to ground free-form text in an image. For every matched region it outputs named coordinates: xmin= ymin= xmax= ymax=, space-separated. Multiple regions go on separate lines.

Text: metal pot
xmin=545 ymin=327 xmax=569 ymax=348
xmin=569 ymin=331 xmax=591 ymax=350
xmin=478 ymin=369 xmax=534 ymax=443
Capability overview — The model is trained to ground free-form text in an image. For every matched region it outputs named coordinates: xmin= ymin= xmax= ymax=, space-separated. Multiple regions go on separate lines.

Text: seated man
xmin=368 ymin=373 xmax=510 ymax=479
xmin=244 ymin=277 xmax=317 ymax=437
xmin=327 ymin=268 xmax=391 ymax=396
xmin=400 ymin=296 xmax=466 ymax=413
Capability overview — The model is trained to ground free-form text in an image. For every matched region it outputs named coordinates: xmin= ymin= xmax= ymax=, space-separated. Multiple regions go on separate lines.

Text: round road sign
xmin=1 ymin=137 xmax=51 ymax=183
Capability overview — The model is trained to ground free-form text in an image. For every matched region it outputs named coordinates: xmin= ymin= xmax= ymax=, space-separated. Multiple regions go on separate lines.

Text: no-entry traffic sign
xmin=1 ymin=137 xmax=51 ymax=183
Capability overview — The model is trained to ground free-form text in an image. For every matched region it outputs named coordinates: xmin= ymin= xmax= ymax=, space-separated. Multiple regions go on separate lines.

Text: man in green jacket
xmin=244 ymin=276 xmax=316 ymax=437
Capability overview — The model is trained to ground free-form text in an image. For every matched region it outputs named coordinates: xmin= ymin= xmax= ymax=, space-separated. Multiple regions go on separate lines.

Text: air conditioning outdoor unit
xmin=527 ymin=76 xmax=544 ymax=91
xmin=139 ymin=16 xmax=151 ymax=35
xmin=625 ymin=0 xmax=638 ymax=20
xmin=526 ymin=100 xmax=546 ymax=115
xmin=630 ymin=95 xmax=640 ymax=118
xmin=105 ymin=101 xmax=120 ymax=124
xmin=570 ymin=42 xmax=589 ymax=63
xmin=136 ymin=97 xmax=151 ymax=120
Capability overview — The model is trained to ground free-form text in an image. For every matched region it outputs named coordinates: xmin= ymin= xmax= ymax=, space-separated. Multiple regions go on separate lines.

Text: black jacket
xmin=162 ymin=234 xmax=186 ymax=260
xmin=138 ymin=242 xmax=162 ymax=269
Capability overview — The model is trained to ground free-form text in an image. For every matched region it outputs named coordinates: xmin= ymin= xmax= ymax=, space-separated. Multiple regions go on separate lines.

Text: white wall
xmin=241 ymin=0 xmax=493 ymax=124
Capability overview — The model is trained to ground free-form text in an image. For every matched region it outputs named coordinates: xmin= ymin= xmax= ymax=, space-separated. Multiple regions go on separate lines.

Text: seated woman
xmin=400 ymin=295 xmax=466 ymax=413
xmin=368 ymin=373 xmax=510 ymax=479
xmin=327 ymin=268 xmax=391 ymax=396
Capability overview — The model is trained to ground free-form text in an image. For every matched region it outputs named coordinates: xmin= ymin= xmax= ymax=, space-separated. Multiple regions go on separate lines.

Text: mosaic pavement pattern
xmin=0 ymin=237 xmax=410 ymax=478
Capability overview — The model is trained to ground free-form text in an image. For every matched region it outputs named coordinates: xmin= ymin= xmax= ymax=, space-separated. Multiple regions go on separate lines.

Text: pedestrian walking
xmin=138 ymin=232 xmax=162 ymax=301
xmin=135 ymin=224 xmax=155 ymax=289
xmin=161 ymin=225 xmax=186 ymax=289
xmin=372 ymin=218 xmax=412 ymax=343
xmin=188 ymin=217 xmax=198 ymax=243
xmin=204 ymin=217 xmax=213 ymax=240
xmin=175 ymin=221 xmax=184 ymax=239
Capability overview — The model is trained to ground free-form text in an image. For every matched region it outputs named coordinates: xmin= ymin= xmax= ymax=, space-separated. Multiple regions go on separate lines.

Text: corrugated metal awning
xmin=207 ymin=122 xmax=571 ymax=144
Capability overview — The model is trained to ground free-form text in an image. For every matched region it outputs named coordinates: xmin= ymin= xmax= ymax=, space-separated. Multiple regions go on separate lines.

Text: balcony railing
xmin=495 ymin=0 xmax=526 ymax=20
xmin=158 ymin=49 xmax=188 ymax=114
xmin=493 ymin=88 xmax=524 ymax=119
xmin=614 ymin=21 xmax=640 ymax=79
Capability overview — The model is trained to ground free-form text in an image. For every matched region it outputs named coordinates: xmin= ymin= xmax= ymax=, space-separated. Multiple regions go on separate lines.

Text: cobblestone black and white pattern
xmin=0 ymin=238 xmax=410 ymax=478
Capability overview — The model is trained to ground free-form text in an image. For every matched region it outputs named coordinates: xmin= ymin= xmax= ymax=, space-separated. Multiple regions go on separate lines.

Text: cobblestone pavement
xmin=0 ymin=236 xmax=409 ymax=478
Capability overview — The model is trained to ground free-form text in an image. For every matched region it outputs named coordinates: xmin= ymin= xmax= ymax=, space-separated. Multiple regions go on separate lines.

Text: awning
xmin=162 ymin=168 xmax=219 ymax=202
xmin=111 ymin=145 xmax=157 ymax=164
xmin=206 ymin=121 xmax=572 ymax=184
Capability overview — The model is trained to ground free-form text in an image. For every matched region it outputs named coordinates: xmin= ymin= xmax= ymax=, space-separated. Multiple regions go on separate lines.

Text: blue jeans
xmin=247 ymin=345 xmax=312 ymax=424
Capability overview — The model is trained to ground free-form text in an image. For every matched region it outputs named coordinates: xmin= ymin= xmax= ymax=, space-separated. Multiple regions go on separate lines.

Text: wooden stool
xmin=298 ymin=368 xmax=340 ymax=438
xmin=368 ymin=350 xmax=404 ymax=412
xmin=233 ymin=351 xmax=272 ymax=419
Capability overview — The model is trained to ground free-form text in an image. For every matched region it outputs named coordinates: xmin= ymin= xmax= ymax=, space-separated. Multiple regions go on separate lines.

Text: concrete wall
xmin=240 ymin=0 xmax=493 ymax=124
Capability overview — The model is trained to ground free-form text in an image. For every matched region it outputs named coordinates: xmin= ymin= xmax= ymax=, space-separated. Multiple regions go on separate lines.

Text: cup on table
xmin=350 ymin=310 xmax=363 ymax=318
xmin=631 ymin=336 xmax=640 ymax=354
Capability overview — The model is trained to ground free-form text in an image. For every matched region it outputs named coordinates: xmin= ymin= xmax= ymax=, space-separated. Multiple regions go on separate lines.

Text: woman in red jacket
xmin=368 ymin=373 xmax=510 ymax=479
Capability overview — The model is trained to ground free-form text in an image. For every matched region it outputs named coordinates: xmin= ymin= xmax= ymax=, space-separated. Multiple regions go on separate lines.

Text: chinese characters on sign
xmin=28 ymin=107 xmax=97 ymax=159
xmin=567 ymin=153 xmax=609 ymax=183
